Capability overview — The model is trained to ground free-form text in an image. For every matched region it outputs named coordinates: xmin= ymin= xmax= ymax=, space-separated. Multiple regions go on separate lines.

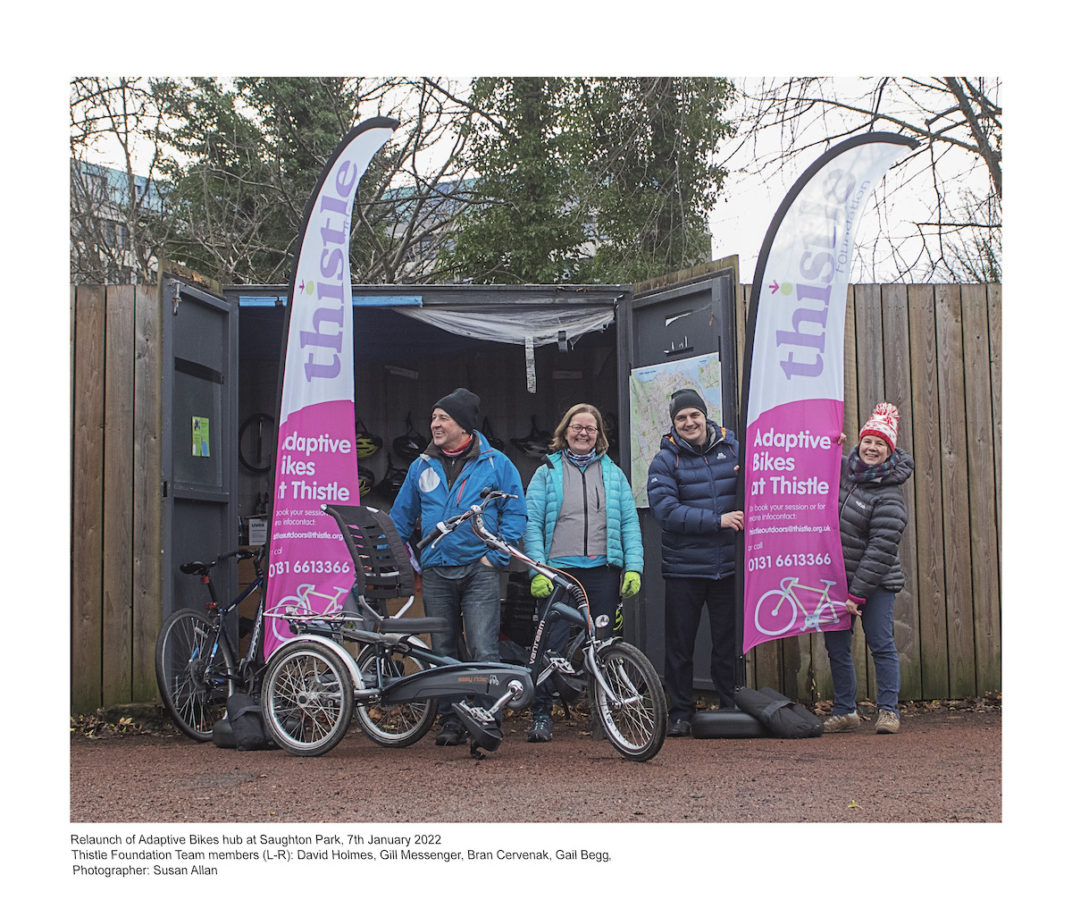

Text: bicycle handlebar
xmin=417 ymin=491 xmax=582 ymax=598
xmin=415 ymin=489 xmax=517 ymax=552
xmin=179 ymin=546 xmax=265 ymax=576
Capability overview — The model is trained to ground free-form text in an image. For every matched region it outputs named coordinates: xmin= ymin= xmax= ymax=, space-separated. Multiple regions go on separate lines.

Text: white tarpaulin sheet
xmin=396 ymin=304 xmax=615 ymax=347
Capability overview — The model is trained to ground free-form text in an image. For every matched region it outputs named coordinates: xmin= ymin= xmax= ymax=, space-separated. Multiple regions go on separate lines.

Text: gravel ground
xmin=70 ymin=700 xmax=1000 ymax=824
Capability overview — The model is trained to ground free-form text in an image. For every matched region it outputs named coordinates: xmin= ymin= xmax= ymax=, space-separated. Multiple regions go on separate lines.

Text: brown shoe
xmin=875 ymin=709 xmax=900 ymax=734
xmin=823 ymin=712 xmax=861 ymax=733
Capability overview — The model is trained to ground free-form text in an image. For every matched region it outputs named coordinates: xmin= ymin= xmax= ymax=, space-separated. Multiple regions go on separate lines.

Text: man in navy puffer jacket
xmin=647 ymin=388 xmax=744 ymax=736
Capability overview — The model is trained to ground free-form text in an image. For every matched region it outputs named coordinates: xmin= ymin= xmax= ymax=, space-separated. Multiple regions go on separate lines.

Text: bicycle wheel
xmin=590 ymin=642 xmax=667 ymax=762
xmin=754 ymin=589 xmax=798 ymax=636
xmin=238 ymin=412 xmax=275 ymax=473
xmin=155 ymin=608 xmax=235 ymax=742
xmin=260 ymin=641 xmax=354 ymax=757
xmin=353 ymin=645 xmax=438 ymax=747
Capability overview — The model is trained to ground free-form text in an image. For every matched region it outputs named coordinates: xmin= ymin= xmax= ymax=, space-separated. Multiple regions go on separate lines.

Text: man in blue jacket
xmin=390 ymin=388 xmax=527 ymax=746
xmin=647 ymin=388 xmax=744 ymax=737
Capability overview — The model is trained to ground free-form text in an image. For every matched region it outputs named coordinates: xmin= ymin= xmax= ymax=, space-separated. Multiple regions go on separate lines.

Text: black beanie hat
xmin=433 ymin=388 xmax=480 ymax=434
xmin=669 ymin=388 xmax=708 ymax=421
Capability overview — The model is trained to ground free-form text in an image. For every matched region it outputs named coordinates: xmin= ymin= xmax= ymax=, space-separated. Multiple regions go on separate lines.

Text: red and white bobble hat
xmin=859 ymin=401 xmax=899 ymax=451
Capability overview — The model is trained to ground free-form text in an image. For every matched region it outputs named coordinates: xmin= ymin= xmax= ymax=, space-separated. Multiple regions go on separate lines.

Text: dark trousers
xmin=532 ymin=565 xmax=620 ymax=716
xmin=664 ymin=576 xmax=737 ymax=720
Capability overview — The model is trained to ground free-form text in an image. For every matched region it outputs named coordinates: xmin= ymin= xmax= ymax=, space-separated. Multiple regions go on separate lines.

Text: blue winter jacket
xmin=646 ymin=423 xmax=740 ymax=580
xmin=390 ymin=432 xmax=527 ymax=569
xmin=524 ymin=452 xmax=644 ymax=573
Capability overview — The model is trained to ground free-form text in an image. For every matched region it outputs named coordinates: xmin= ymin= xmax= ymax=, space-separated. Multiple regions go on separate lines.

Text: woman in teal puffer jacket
xmin=523 ymin=403 xmax=643 ymax=741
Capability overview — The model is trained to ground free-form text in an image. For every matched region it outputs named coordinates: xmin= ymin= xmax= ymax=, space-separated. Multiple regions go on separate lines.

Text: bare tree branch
xmin=724 ymin=76 xmax=1001 ymax=282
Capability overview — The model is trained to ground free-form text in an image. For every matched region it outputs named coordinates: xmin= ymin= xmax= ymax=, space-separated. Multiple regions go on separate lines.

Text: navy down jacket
xmin=646 ymin=423 xmax=740 ymax=580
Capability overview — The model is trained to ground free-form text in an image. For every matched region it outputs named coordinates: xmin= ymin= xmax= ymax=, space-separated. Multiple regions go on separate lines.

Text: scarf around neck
xmin=847 ymin=447 xmax=897 ymax=483
xmin=565 ymin=448 xmax=598 ymax=469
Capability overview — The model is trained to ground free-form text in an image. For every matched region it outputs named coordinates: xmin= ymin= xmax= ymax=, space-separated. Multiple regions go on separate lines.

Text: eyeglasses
xmin=568 ymin=425 xmax=598 ymax=435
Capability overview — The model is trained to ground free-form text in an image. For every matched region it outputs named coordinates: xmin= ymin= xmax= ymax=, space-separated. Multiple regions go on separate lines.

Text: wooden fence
xmin=71 ymin=284 xmax=162 ymax=713
xmin=737 ymin=283 xmax=1002 ymax=704
xmin=69 ymin=281 xmax=1001 ymax=712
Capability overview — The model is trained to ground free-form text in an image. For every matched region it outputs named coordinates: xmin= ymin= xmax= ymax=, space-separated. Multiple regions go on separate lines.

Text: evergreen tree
xmin=442 ymin=76 xmax=735 ymax=285
xmin=152 ymin=77 xmax=380 ymax=284
xmin=569 ymin=77 xmax=735 ymax=283
xmin=444 ymin=77 xmax=590 ymax=284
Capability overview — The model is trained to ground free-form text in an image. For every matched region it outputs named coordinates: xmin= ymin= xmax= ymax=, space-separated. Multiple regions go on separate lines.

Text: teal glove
xmin=531 ymin=574 xmax=554 ymax=598
xmin=620 ymin=571 xmax=641 ymax=598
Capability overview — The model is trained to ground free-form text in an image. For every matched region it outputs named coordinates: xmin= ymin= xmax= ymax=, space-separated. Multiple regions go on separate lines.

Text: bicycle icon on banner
xmin=267 ymin=584 xmax=350 ymax=644
xmin=753 ymin=576 xmax=848 ymax=636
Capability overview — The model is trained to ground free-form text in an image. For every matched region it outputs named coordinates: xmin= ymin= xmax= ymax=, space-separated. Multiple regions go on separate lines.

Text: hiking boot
xmin=667 ymin=718 xmax=692 ymax=737
xmin=527 ymin=713 xmax=552 ymax=743
xmin=875 ymin=709 xmax=901 ymax=734
xmin=434 ymin=721 xmax=467 ymax=746
xmin=823 ymin=712 xmax=861 ymax=733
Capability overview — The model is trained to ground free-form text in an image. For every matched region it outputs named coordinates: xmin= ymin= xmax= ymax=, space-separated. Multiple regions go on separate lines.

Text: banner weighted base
xmin=691 ymin=708 xmax=766 ymax=739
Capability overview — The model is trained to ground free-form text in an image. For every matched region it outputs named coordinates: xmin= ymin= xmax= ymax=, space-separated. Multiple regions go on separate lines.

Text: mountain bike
xmin=155 ymin=547 xmax=346 ymax=742
xmin=154 ymin=548 xmax=269 ymax=741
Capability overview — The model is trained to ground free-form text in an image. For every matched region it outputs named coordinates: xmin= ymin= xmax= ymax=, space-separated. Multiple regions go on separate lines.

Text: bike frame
xmin=273 ymin=604 xmax=534 ymax=715
xmin=268 ymin=498 xmax=621 ymax=716
xmin=195 ymin=550 xmax=268 ymax=692
xmin=437 ymin=497 xmax=627 ymax=706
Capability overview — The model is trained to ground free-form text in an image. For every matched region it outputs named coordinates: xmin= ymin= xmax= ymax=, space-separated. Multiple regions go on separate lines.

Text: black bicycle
xmin=154 ymin=548 xmax=269 ymax=741
xmin=259 ymin=493 xmax=666 ymax=761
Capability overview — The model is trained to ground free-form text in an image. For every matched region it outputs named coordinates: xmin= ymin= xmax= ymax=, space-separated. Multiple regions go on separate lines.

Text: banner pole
xmin=735 ymin=132 xmax=918 ymax=676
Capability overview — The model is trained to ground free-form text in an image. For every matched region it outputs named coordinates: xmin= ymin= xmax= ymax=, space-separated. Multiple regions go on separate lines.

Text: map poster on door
xmin=628 ymin=352 xmax=722 ymax=508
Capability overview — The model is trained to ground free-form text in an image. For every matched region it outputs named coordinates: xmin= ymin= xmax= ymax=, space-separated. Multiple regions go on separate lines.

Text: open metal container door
xmin=616 ymin=265 xmax=740 ymax=690
xmin=160 ymin=275 xmax=240 ymax=620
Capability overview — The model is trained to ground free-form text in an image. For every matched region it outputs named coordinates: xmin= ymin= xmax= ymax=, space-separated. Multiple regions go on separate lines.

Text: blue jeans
xmin=823 ymin=587 xmax=901 ymax=715
xmin=421 ymin=562 xmax=503 ymax=725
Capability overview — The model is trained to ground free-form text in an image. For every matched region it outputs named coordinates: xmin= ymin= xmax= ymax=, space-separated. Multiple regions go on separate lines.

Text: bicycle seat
xmin=180 ymin=561 xmax=214 ymax=576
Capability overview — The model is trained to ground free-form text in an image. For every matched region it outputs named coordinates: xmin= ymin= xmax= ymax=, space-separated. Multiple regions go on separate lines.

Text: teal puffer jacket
xmin=524 ymin=452 xmax=643 ymax=573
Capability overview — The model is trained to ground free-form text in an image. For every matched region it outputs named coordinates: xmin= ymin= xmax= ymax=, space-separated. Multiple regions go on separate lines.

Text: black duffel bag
xmin=734 ymin=686 xmax=823 ymax=739
xmin=222 ymin=693 xmax=275 ymax=750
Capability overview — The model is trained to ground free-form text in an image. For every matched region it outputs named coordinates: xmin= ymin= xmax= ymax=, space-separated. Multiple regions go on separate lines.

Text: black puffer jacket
xmin=838 ymin=448 xmax=914 ymax=598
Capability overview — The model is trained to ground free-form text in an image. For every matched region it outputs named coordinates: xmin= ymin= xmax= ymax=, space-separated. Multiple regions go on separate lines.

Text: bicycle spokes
xmin=271 ymin=655 xmax=346 ymax=743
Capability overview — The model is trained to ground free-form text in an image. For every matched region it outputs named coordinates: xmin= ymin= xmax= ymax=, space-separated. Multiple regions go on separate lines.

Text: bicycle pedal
xmin=450 ymin=702 xmax=502 ymax=752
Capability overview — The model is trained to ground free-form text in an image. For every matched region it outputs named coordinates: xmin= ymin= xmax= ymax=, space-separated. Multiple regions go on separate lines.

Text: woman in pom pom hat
xmin=823 ymin=402 xmax=915 ymax=736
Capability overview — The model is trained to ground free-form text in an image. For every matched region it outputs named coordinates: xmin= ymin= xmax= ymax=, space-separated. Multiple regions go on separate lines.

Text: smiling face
xmin=673 ymin=407 xmax=707 ymax=446
xmin=565 ymin=411 xmax=599 ymax=455
xmin=430 ymin=408 xmax=468 ymax=452
xmin=859 ymin=434 xmax=892 ymax=466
